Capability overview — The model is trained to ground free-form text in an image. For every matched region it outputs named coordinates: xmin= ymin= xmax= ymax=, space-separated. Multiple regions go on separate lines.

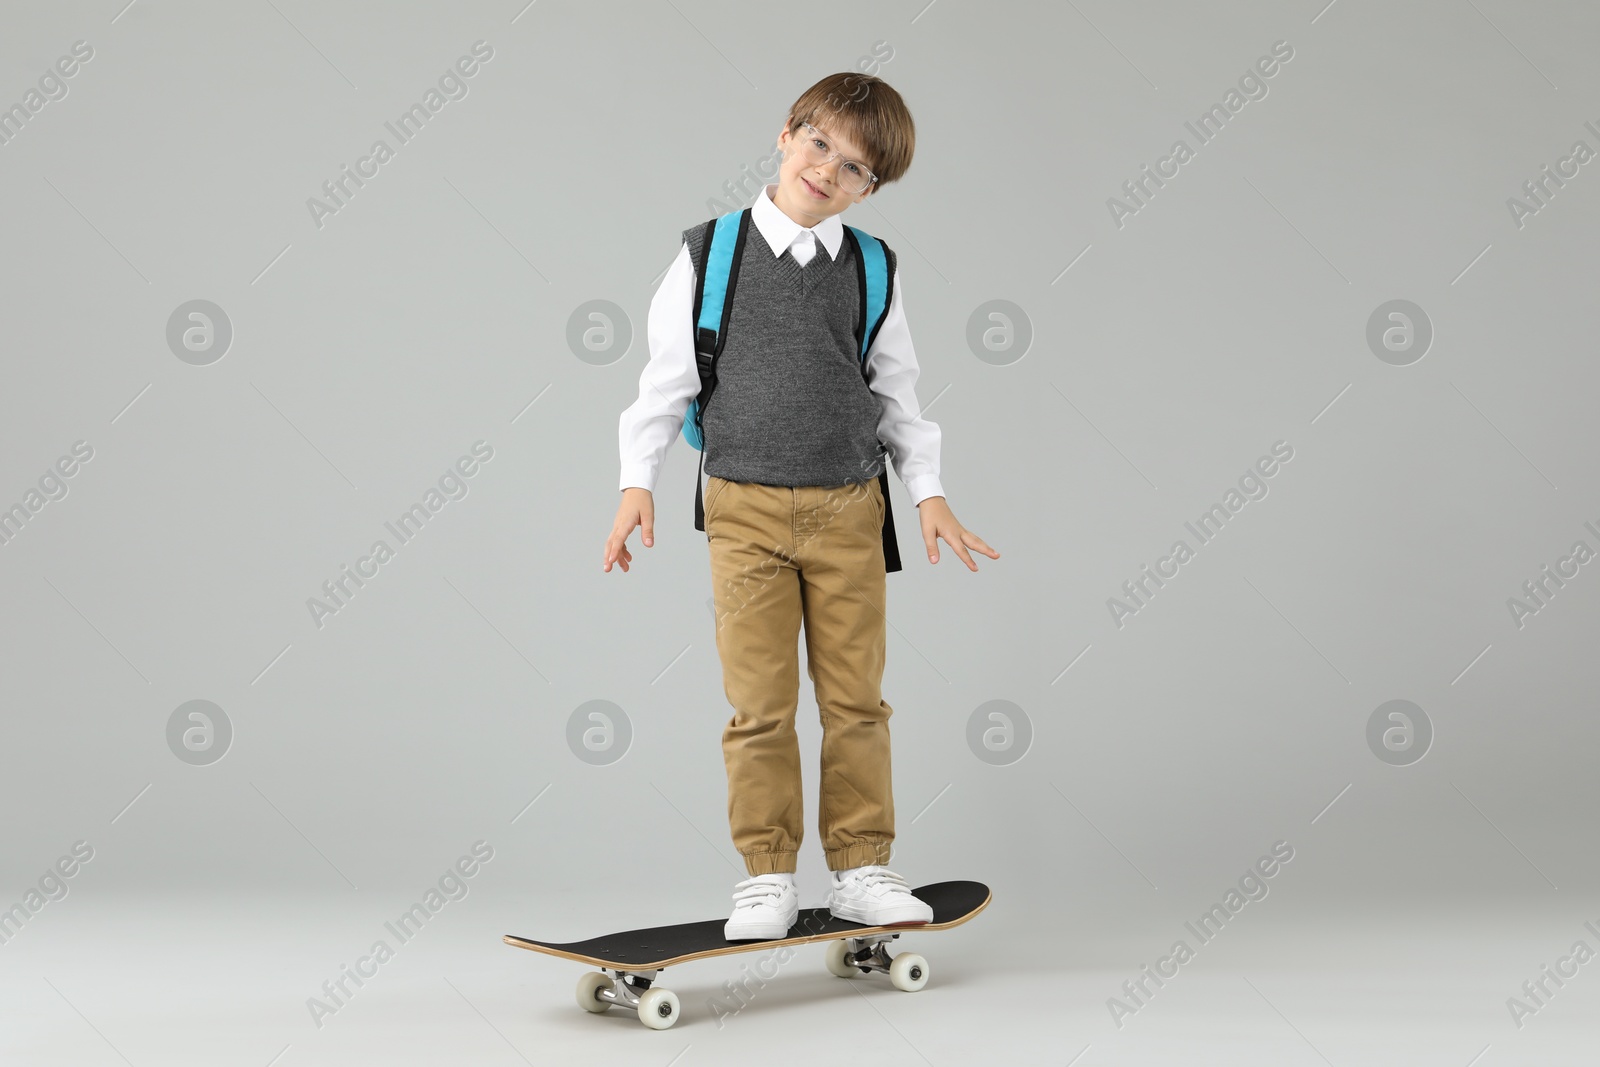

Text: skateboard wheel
xmin=889 ymin=952 xmax=929 ymax=992
xmin=576 ymin=971 xmax=613 ymax=1013
xmin=637 ymin=987 xmax=680 ymax=1029
xmin=824 ymin=940 xmax=864 ymax=978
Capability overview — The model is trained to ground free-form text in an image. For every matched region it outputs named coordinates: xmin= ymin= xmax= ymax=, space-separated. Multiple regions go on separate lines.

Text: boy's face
xmin=771 ymin=119 xmax=876 ymax=229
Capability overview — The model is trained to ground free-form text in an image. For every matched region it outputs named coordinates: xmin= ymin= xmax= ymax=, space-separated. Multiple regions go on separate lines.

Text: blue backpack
xmin=680 ymin=207 xmax=903 ymax=573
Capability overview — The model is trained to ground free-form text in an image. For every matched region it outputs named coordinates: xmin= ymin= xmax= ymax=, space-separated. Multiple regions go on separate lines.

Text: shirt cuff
xmin=903 ymin=474 xmax=944 ymax=508
xmin=619 ymin=464 xmax=657 ymax=494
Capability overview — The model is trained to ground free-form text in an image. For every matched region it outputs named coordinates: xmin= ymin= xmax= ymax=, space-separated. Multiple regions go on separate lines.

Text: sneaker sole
xmin=826 ymin=903 xmax=933 ymax=926
xmin=724 ymin=913 xmax=798 ymax=940
xmin=724 ymin=926 xmax=791 ymax=940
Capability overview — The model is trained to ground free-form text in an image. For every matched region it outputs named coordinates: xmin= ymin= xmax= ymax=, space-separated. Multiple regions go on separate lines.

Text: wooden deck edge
xmin=501 ymin=887 xmax=991 ymax=971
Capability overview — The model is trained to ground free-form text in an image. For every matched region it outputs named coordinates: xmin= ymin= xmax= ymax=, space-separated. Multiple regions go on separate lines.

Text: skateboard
xmin=503 ymin=880 xmax=990 ymax=1029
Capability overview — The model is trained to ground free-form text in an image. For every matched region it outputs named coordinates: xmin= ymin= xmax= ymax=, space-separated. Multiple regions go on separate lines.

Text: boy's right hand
xmin=603 ymin=488 xmax=654 ymax=573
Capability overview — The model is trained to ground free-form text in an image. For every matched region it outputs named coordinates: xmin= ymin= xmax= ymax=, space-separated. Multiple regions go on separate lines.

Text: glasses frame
xmin=792 ymin=121 xmax=878 ymax=196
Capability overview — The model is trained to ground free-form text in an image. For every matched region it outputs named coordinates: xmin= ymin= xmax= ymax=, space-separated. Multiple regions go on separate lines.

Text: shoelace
xmin=837 ymin=865 xmax=913 ymax=897
xmin=731 ymin=876 xmax=791 ymax=911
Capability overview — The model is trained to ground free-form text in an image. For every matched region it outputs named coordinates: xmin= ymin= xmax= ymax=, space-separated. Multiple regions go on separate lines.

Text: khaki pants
xmin=704 ymin=474 xmax=895 ymax=875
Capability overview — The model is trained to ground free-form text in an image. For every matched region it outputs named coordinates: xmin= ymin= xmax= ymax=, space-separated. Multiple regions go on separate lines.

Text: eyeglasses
xmin=791 ymin=122 xmax=878 ymax=195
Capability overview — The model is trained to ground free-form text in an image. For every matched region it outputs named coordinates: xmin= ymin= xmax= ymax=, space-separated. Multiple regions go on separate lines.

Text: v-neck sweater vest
xmin=684 ymin=219 xmax=892 ymax=489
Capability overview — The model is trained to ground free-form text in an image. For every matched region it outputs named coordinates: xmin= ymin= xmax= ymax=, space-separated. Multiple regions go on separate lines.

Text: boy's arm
xmin=863 ymin=265 xmax=944 ymax=506
xmin=618 ymin=240 xmax=699 ymax=494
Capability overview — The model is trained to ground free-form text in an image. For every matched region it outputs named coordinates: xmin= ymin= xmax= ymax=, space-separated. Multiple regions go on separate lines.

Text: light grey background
xmin=2 ymin=0 xmax=1597 ymax=1063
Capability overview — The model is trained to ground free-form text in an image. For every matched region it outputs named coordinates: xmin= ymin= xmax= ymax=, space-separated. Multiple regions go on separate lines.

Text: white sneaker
xmin=826 ymin=865 xmax=933 ymax=926
xmin=723 ymin=873 xmax=799 ymax=940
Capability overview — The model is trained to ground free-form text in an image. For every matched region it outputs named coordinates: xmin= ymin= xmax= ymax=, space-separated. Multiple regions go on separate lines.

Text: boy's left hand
xmin=916 ymin=496 xmax=999 ymax=570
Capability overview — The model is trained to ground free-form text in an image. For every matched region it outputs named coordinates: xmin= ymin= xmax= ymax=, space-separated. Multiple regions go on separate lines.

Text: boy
xmin=603 ymin=73 xmax=998 ymax=939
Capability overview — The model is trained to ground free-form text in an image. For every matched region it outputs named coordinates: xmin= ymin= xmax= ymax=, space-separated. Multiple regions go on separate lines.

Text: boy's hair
xmin=785 ymin=72 xmax=914 ymax=189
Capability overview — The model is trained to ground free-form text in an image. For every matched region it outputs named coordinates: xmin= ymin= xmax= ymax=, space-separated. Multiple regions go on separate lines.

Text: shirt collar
xmin=753 ymin=183 xmax=844 ymax=261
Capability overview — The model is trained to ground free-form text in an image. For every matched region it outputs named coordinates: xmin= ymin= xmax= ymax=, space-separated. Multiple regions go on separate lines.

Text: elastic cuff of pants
xmin=742 ymin=850 xmax=798 ymax=875
xmin=824 ymin=842 xmax=892 ymax=872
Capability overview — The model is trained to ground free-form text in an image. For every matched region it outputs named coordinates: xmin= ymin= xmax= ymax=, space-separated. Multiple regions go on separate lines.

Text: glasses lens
xmin=799 ymin=130 xmax=828 ymax=165
xmin=798 ymin=128 xmax=872 ymax=194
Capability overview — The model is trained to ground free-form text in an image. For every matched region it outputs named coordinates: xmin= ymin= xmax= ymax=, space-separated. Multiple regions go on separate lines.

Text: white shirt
xmin=618 ymin=183 xmax=944 ymax=507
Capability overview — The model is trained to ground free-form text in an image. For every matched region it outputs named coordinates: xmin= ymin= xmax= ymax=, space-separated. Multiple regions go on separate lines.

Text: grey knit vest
xmin=684 ymin=218 xmax=894 ymax=488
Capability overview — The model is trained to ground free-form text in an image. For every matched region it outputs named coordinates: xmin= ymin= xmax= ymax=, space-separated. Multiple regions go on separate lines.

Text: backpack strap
xmin=843 ymin=225 xmax=903 ymax=574
xmin=684 ymin=209 xmax=752 ymax=532
xmin=845 ymin=224 xmax=895 ymax=360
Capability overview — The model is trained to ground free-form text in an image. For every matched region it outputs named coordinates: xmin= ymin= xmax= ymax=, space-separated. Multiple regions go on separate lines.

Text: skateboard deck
xmin=503 ymin=880 xmax=989 ymax=1029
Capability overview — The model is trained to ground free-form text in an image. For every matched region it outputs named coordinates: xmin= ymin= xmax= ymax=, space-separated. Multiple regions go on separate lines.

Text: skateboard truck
xmin=839 ymin=932 xmax=900 ymax=974
xmin=577 ymin=967 xmax=680 ymax=1030
xmin=824 ymin=931 xmax=930 ymax=991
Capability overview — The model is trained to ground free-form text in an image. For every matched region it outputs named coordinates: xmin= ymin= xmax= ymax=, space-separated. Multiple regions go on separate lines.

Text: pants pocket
xmin=704 ymin=476 xmax=730 ymax=526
